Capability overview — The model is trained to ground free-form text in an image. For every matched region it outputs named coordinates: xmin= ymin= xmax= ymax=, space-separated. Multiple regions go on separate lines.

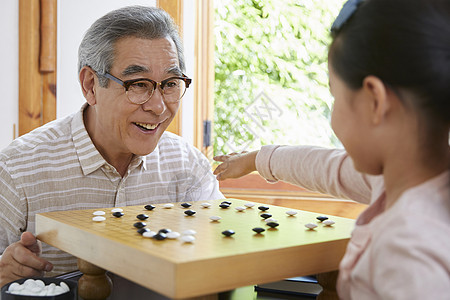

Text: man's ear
xmin=79 ymin=66 xmax=97 ymax=105
xmin=362 ymin=76 xmax=390 ymax=125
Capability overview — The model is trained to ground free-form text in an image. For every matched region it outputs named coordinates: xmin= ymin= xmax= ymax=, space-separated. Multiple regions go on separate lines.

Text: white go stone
xmin=8 ymin=282 xmax=20 ymax=292
xmin=92 ymin=216 xmax=106 ymax=222
xmin=35 ymin=280 xmax=45 ymax=288
xmin=323 ymin=220 xmax=335 ymax=226
xmin=163 ymin=203 xmax=174 ymax=209
xmin=265 ymin=218 xmax=278 ymax=223
xmin=181 ymin=235 xmax=196 ymax=243
xmin=209 ymin=215 xmax=221 ymax=221
xmin=286 ymin=210 xmax=298 ymax=216
xmin=17 ymin=284 xmax=25 ymax=290
xmin=53 ymin=286 xmax=66 ymax=295
xmin=305 ymin=223 xmax=318 ymax=229
xmin=23 ymin=279 xmax=36 ymax=286
xmin=142 ymin=231 xmax=157 ymax=238
xmin=167 ymin=231 xmax=181 ymax=239
xmin=111 ymin=208 xmax=123 ymax=213
xmin=244 ymin=202 xmax=255 ymax=208
xmin=60 ymin=281 xmax=70 ymax=292
xmin=46 ymin=283 xmax=56 ymax=296
xmin=201 ymin=202 xmax=212 ymax=208
xmin=93 ymin=210 xmax=106 ymax=216
xmin=235 ymin=206 xmax=246 ymax=211
xmin=7 ymin=280 xmax=69 ymax=297
xmin=16 ymin=284 xmax=25 ymax=292
xmin=182 ymin=229 xmax=197 ymax=236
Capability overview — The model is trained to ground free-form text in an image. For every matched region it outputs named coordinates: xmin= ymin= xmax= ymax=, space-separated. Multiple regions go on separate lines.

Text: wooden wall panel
xmin=19 ymin=0 xmax=57 ymax=136
xmin=40 ymin=0 xmax=57 ymax=125
xmin=158 ymin=0 xmax=183 ymax=136
xmin=19 ymin=0 xmax=41 ymax=136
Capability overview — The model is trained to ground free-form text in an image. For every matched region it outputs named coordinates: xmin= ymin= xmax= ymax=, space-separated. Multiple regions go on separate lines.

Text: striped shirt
xmin=0 ymin=104 xmax=223 ymax=275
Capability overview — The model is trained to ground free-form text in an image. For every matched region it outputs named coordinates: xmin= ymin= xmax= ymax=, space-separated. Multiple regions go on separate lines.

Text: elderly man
xmin=0 ymin=6 xmax=223 ymax=287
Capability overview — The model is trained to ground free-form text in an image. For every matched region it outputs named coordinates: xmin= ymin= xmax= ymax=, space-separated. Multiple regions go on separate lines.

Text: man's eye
xmin=131 ymin=81 xmax=150 ymax=89
xmin=165 ymin=80 xmax=180 ymax=89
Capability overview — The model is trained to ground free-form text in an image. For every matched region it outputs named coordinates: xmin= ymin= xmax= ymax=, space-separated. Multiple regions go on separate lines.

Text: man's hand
xmin=213 ymin=150 xmax=258 ymax=181
xmin=0 ymin=232 xmax=53 ymax=288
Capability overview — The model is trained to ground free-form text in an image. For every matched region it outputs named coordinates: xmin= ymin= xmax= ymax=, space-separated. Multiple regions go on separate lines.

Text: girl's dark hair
xmin=329 ymin=0 xmax=450 ymax=128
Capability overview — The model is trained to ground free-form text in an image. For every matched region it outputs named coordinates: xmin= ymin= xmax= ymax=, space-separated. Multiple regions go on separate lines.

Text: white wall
xmin=0 ymin=1 xmax=19 ymax=150
xmin=57 ymin=0 xmax=195 ymax=144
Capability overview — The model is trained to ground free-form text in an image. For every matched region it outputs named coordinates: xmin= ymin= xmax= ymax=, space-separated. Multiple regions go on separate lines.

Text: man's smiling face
xmin=88 ymin=36 xmax=181 ymax=161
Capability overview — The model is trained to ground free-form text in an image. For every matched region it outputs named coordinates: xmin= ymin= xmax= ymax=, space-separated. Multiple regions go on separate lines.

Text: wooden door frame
xmin=193 ymin=0 xmax=214 ymax=156
xmin=157 ymin=0 xmax=183 ymax=136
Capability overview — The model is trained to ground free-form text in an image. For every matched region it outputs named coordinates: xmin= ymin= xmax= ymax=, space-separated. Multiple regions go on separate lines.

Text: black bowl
xmin=1 ymin=277 xmax=77 ymax=300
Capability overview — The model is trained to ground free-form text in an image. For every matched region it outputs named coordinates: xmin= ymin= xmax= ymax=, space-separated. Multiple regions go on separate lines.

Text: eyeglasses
xmin=99 ymin=72 xmax=192 ymax=104
xmin=331 ymin=0 xmax=365 ymax=34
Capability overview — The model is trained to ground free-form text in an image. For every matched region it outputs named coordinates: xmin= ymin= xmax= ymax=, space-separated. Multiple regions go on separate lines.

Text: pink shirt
xmin=256 ymin=145 xmax=450 ymax=300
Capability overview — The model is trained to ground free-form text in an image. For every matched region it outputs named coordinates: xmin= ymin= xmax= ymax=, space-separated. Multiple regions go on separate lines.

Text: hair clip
xmin=331 ymin=0 xmax=365 ymax=34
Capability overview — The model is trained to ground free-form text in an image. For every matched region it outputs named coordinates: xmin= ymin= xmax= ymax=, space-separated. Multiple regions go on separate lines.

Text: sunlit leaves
xmin=214 ymin=0 xmax=346 ymax=155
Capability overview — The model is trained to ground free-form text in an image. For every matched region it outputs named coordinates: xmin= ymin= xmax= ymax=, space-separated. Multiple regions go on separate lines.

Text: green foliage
xmin=214 ymin=0 xmax=345 ymax=155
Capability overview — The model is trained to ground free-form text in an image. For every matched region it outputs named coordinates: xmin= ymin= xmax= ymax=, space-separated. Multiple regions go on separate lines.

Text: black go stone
xmin=258 ymin=205 xmax=270 ymax=211
xmin=184 ymin=209 xmax=196 ymax=216
xmin=133 ymin=221 xmax=146 ymax=229
xmin=316 ymin=216 xmax=329 ymax=222
xmin=222 ymin=230 xmax=235 ymax=237
xmin=144 ymin=204 xmax=155 ymax=211
xmin=136 ymin=214 xmax=149 ymax=220
xmin=260 ymin=213 xmax=272 ymax=219
xmin=181 ymin=202 xmax=192 ymax=208
xmin=153 ymin=233 xmax=167 ymax=241
xmin=158 ymin=228 xmax=172 ymax=234
xmin=137 ymin=228 xmax=150 ymax=235
xmin=219 ymin=203 xmax=230 ymax=209
xmin=266 ymin=222 xmax=279 ymax=228
xmin=221 ymin=201 xmax=232 ymax=205
xmin=252 ymin=227 xmax=265 ymax=234
xmin=112 ymin=211 xmax=124 ymax=218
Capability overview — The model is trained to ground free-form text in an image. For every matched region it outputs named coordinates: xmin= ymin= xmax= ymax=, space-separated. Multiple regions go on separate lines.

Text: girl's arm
xmin=215 ymin=145 xmax=379 ymax=204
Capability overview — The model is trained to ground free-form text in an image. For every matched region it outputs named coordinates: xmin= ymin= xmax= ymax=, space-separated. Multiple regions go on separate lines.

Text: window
xmin=211 ymin=1 xmax=368 ymax=218
xmin=214 ymin=0 xmax=346 ymax=155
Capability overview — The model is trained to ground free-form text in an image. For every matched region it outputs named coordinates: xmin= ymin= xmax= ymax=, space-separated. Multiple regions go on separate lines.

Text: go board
xmin=36 ymin=198 xmax=355 ymax=299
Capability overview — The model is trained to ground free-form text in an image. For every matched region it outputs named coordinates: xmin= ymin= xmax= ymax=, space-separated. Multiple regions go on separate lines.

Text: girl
xmin=213 ymin=0 xmax=450 ymax=299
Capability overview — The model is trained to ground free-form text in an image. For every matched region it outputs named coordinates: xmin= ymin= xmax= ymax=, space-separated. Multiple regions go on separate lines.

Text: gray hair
xmin=78 ymin=6 xmax=185 ymax=87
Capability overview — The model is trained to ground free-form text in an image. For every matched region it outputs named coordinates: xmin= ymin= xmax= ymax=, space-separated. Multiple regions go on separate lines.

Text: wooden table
xmin=36 ymin=199 xmax=354 ymax=300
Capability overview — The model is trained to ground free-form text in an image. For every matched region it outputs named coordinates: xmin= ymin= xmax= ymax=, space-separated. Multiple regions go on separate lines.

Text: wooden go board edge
xmin=172 ymin=238 xmax=349 ymax=299
xmin=35 ymin=213 xmax=178 ymax=298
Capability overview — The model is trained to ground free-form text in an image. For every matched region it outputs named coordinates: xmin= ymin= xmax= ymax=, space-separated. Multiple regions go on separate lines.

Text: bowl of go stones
xmin=1 ymin=277 xmax=77 ymax=300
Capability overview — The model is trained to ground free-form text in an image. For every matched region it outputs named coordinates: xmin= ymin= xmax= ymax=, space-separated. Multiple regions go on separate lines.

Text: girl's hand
xmin=213 ymin=150 xmax=259 ymax=181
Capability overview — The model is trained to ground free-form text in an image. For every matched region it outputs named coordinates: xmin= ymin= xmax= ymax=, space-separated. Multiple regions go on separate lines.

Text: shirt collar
xmin=131 ymin=155 xmax=147 ymax=171
xmin=72 ymin=103 xmax=147 ymax=175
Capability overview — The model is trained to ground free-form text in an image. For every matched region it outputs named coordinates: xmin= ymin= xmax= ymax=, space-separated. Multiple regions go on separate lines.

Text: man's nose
xmin=141 ymin=87 xmax=166 ymax=115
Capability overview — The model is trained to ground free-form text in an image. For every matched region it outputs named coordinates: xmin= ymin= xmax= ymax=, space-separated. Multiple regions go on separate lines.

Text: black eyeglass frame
xmin=99 ymin=71 xmax=192 ymax=104
xmin=331 ymin=0 xmax=365 ymax=34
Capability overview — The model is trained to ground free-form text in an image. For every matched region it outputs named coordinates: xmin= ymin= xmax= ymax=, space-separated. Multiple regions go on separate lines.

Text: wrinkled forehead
xmin=112 ymin=36 xmax=180 ymax=76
